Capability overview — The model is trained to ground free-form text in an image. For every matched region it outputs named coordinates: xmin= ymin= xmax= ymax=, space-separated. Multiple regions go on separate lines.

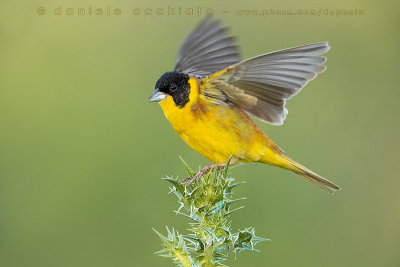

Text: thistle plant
xmin=153 ymin=158 xmax=268 ymax=266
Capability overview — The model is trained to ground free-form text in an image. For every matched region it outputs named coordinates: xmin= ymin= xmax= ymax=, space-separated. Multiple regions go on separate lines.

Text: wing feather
xmin=174 ymin=17 xmax=241 ymax=79
xmin=201 ymin=42 xmax=330 ymax=125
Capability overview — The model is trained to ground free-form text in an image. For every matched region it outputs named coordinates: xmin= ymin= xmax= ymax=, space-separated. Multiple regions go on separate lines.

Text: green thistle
xmin=154 ymin=158 xmax=268 ymax=266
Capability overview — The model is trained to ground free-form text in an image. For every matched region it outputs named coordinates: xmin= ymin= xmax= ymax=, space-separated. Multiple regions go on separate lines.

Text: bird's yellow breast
xmin=159 ymin=77 xmax=275 ymax=163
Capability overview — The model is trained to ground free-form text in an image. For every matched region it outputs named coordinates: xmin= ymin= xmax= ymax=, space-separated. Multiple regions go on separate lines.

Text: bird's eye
xmin=170 ymin=83 xmax=177 ymax=91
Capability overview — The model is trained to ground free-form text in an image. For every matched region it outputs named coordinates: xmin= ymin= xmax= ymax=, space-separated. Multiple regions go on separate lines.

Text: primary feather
xmin=174 ymin=17 xmax=241 ymax=79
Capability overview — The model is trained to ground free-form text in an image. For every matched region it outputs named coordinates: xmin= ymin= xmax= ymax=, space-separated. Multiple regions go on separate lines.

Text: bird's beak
xmin=148 ymin=88 xmax=167 ymax=102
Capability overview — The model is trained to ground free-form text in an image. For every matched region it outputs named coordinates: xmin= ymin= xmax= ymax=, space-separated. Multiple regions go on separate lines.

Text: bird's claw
xmin=181 ymin=163 xmax=225 ymax=188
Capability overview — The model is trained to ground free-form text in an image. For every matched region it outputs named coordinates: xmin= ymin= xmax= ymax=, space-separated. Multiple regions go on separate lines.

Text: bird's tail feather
xmin=284 ymin=157 xmax=340 ymax=193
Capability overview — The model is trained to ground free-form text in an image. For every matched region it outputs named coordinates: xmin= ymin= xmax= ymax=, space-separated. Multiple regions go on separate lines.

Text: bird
xmin=149 ymin=17 xmax=340 ymax=193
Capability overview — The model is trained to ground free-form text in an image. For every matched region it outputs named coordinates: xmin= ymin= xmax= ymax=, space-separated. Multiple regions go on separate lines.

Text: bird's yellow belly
xmin=159 ymin=95 xmax=267 ymax=163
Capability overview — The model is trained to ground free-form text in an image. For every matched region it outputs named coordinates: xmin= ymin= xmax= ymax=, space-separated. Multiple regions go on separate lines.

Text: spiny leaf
xmin=233 ymin=227 xmax=270 ymax=255
xmin=179 ymin=156 xmax=195 ymax=178
xmin=162 ymin=177 xmax=185 ymax=197
xmin=222 ymin=156 xmax=232 ymax=178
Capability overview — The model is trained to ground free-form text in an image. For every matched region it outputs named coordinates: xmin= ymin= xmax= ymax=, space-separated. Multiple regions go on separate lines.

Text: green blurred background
xmin=1 ymin=0 xmax=399 ymax=266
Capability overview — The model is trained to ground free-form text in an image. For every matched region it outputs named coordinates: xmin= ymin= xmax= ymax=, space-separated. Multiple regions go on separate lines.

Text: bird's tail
xmin=260 ymin=149 xmax=341 ymax=193
xmin=283 ymin=156 xmax=340 ymax=193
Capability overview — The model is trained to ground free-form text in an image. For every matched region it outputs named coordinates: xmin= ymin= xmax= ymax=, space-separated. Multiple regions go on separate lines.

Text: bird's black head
xmin=149 ymin=71 xmax=190 ymax=108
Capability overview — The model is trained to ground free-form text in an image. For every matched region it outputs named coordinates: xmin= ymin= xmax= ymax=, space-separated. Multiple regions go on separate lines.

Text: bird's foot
xmin=182 ymin=163 xmax=225 ymax=188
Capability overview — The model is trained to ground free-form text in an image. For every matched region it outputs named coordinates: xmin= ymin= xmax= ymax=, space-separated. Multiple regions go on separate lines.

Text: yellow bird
xmin=149 ymin=17 xmax=340 ymax=193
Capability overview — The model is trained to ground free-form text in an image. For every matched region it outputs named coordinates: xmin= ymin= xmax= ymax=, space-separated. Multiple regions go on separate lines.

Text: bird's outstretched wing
xmin=201 ymin=42 xmax=330 ymax=125
xmin=174 ymin=17 xmax=241 ymax=79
